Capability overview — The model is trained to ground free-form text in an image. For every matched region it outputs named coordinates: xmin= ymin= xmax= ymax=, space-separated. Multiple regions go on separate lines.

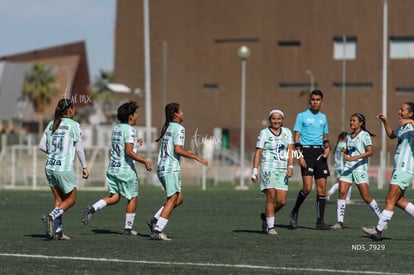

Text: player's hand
xmin=82 ymin=168 xmax=89 ymax=179
xmin=251 ymin=168 xmax=258 ymax=182
xmin=137 ymin=138 xmax=143 ymax=148
xmin=298 ymin=157 xmax=307 ymax=168
xmin=376 ymin=114 xmax=387 ymax=122
xmin=286 ymin=167 xmax=293 ymax=178
xmin=145 ymin=160 xmax=152 ymax=171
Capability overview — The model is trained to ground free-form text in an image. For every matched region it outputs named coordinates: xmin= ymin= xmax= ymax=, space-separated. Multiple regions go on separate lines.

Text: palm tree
xmin=22 ymin=63 xmax=59 ymax=131
xmin=90 ymin=70 xmax=115 ymax=121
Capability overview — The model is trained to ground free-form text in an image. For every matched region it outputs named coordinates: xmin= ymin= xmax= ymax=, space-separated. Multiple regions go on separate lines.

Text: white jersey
xmin=334 ymin=141 xmax=346 ymax=173
xmin=255 ymin=127 xmax=294 ymax=170
xmin=393 ymin=123 xmax=414 ymax=174
xmin=107 ymin=123 xmax=138 ymax=174
xmin=42 ymin=118 xmax=82 ymax=172
xmin=157 ymin=122 xmax=185 ymax=176
xmin=343 ymin=130 xmax=372 ymax=172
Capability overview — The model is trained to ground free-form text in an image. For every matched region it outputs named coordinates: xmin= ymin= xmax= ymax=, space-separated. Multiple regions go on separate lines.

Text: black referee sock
xmin=292 ymin=190 xmax=307 ymax=213
xmin=316 ymin=195 xmax=327 ymax=224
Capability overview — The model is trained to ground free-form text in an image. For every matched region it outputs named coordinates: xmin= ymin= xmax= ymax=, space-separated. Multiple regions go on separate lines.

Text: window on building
xmin=279 ymin=82 xmax=315 ymax=89
xmin=390 ymin=37 xmax=414 ymax=59
xmin=333 ymin=36 xmax=357 ymax=60
xmin=278 ymin=40 xmax=301 ymax=47
xmin=333 ymin=82 xmax=372 ymax=89
xmin=396 ymin=87 xmax=414 ymax=94
xmin=214 ymin=38 xmax=259 ymax=44
xmin=203 ymin=83 xmax=219 ymax=92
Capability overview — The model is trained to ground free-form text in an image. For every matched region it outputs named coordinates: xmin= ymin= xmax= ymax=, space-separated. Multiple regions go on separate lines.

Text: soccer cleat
xmin=81 ymin=206 xmax=94 ymax=225
xmin=146 ymin=217 xmax=157 ymax=233
xmin=260 ymin=212 xmax=267 ymax=233
xmin=54 ymin=231 xmax=71 ymax=240
xmin=123 ymin=229 xmax=138 ymax=236
xmin=267 ymin=227 xmax=278 ymax=235
xmin=290 ymin=211 xmax=298 ymax=229
xmin=362 ymin=226 xmax=383 ymax=240
xmin=150 ymin=230 xmax=171 ymax=241
xmin=42 ymin=214 xmax=54 ymax=239
xmin=330 ymin=222 xmax=344 ymax=230
xmin=315 ymin=222 xmax=331 ymax=230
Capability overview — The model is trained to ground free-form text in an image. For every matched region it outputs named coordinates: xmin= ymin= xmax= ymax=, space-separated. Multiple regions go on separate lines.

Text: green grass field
xmin=0 ymin=183 xmax=413 ymax=274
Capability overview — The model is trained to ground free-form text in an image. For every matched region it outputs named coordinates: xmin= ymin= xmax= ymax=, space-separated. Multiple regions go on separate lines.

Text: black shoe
xmin=146 ymin=217 xmax=158 ymax=233
xmin=290 ymin=212 xmax=298 ymax=229
xmin=315 ymin=222 xmax=331 ymax=230
xmin=260 ymin=213 xmax=267 ymax=233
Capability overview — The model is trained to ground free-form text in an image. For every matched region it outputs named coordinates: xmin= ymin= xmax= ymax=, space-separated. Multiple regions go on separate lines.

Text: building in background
xmin=114 ymin=0 xmax=414 ymax=165
xmin=0 ymin=41 xmax=91 ymax=131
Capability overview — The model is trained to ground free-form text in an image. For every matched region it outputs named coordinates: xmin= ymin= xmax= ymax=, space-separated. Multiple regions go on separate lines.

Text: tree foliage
xmin=22 ymin=64 xmax=59 ymax=113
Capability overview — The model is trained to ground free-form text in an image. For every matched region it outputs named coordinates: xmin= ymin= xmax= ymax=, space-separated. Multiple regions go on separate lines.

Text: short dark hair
xmin=117 ymin=101 xmax=139 ymax=123
xmin=310 ymin=89 xmax=324 ymax=98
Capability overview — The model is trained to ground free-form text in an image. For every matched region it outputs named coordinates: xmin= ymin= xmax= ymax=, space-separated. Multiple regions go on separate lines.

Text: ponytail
xmin=156 ymin=103 xmax=180 ymax=142
xmin=352 ymin=113 xmax=375 ymax=137
xmin=52 ymin=98 xmax=72 ymax=133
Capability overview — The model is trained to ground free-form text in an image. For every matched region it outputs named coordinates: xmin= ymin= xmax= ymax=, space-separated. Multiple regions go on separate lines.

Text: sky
xmin=0 ymin=0 xmax=116 ymax=80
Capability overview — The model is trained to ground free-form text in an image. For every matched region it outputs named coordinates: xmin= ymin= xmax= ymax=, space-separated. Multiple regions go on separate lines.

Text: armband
xmin=288 ymin=165 xmax=294 ymax=169
xmin=294 ymin=143 xmax=302 ymax=149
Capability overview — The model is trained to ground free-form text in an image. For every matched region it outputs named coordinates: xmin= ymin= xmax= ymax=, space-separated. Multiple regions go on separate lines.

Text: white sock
xmin=369 ymin=199 xmax=381 ymax=219
xmin=92 ymin=199 xmax=107 ymax=212
xmin=49 ymin=207 xmax=64 ymax=220
xmin=154 ymin=206 xmax=164 ymax=219
xmin=346 ymin=186 xmax=352 ymax=201
xmin=404 ymin=202 xmax=414 ymax=217
xmin=328 ymin=183 xmax=339 ymax=196
xmin=337 ymin=199 xmax=346 ymax=223
xmin=266 ymin=216 xmax=275 ymax=229
xmin=154 ymin=217 xmax=168 ymax=232
xmin=125 ymin=213 xmax=136 ymax=229
xmin=54 ymin=217 xmax=62 ymax=233
xmin=377 ymin=210 xmax=393 ymax=231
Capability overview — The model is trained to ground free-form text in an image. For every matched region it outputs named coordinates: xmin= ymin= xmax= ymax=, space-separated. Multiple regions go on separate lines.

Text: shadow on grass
xmin=91 ymin=229 xmax=122 ymax=235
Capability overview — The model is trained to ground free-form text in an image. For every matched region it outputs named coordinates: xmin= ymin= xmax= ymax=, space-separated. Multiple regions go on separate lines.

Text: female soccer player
xmin=330 ymin=113 xmax=381 ymax=229
xmin=147 ymin=103 xmax=208 ymax=240
xmin=81 ymin=101 xmax=152 ymax=235
xmin=363 ymin=102 xmax=414 ymax=240
xmin=327 ymin=132 xmax=352 ymax=203
xmin=251 ymin=109 xmax=294 ymax=235
xmin=40 ymin=98 xmax=89 ymax=240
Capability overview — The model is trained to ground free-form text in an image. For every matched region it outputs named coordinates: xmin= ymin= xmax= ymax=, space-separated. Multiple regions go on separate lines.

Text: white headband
xmin=268 ymin=109 xmax=284 ymax=118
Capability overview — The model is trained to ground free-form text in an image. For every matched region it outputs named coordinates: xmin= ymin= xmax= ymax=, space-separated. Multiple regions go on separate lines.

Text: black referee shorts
xmin=300 ymin=146 xmax=330 ymax=179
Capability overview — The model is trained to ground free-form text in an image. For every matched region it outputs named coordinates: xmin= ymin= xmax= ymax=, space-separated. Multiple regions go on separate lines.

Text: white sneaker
xmin=150 ymin=230 xmax=171 ymax=241
xmin=330 ymin=222 xmax=344 ymax=230
xmin=124 ymin=229 xmax=138 ymax=236
xmin=362 ymin=226 xmax=382 ymax=240
xmin=267 ymin=227 xmax=278 ymax=235
xmin=54 ymin=231 xmax=71 ymax=240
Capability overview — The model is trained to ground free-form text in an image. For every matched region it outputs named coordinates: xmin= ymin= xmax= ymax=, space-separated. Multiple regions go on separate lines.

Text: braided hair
xmin=52 ymin=98 xmax=73 ymax=133
xmin=156 ymin=103 xmax=180 ymax=142
xmin=351 ymin=113 xmax=375 ymax=137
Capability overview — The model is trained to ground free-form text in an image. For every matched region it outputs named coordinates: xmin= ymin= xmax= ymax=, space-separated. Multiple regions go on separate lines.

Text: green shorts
xmin=335 ymin=169 xmax=343 ymax=179
xmin=259 ymin=169 xmax=288 ymax=192
xmin=340 ymin=169 xmax=369 ymax=184
xmin=390 ymin=169 xmax=414 ymax=190
xmin=157 ymin=172 xmax=182 ymax=197
xmin=106 ymin=170 xmax=139 ymax=200
xmin=45 ymin=169 xmax=76 ymax=194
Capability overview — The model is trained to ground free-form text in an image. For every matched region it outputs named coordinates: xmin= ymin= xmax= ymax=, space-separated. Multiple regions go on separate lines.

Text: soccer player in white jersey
xmin=363 ymin=102 xmax=414 ymax=240
xmin=147 ymin=103 xmax=208 ymax=240
xmin=40 ymin=98 xmax=89 ymax=240
xmin=330 ymin=113 xmax=381 ymax=230
xmin=251 ymin=109 xmax=294 ymax=235
xmin=81 ymin=101 xmax=152 ymax=235
xmin=327 ymin=132 xmax=352 ymax=203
